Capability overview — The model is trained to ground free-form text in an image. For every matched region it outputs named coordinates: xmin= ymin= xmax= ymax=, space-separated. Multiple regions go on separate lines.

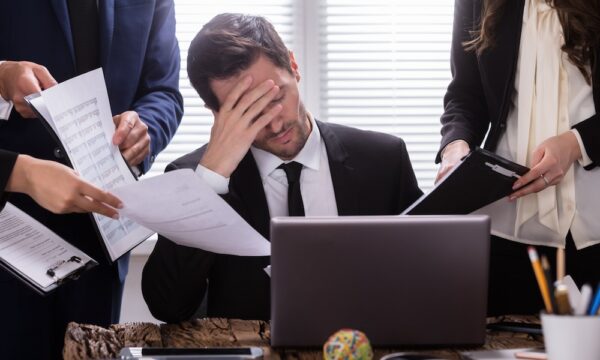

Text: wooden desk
xmin=63 ymin=316 xmax=542 ymax=359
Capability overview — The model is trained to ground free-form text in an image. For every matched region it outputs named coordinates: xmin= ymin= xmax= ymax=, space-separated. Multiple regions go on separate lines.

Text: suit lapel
xmin=480 ymin=0 xmax=524 ymax=115
xmin=231 ymin=152 xmax=271 ymax=239
xmin=317 ymin=121 xmax=359 ymax=216
xmin=50 ymin=0 xmax=76 ymax=68
xmin=98 ymin=0 xmax=115 ymax=69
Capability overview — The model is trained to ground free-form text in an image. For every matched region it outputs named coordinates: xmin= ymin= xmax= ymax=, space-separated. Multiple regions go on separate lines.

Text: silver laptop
xmin=270 ymin=215 xmax=490 ymax=347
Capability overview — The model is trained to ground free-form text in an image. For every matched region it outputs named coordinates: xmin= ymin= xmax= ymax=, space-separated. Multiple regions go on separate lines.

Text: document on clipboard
xmin=24 ymin=68 xmax=154 ymax=262
xmin=0 ymin=203 xmax=97 ymax=295
xmin=402 ymin=147 xmax=530 ymax=215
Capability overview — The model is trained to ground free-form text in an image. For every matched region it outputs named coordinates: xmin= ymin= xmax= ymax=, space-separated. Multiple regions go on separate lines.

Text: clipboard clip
xmin=46 ymin=256 xmax=83 ymax=283
xmin=485 ymin=162 xmax=521 ymax=179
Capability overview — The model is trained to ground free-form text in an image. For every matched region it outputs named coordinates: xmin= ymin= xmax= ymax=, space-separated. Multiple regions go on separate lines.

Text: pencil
xmin=556 ymin=247 xmax=565 ymax=281
xmin=541 ymin=255 xmax=557 ymax=313
xmin=528 ymin=247 xmax=553 ymax=313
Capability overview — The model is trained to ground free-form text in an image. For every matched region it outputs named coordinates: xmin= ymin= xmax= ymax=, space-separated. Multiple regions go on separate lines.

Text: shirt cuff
xmin=0 ymin=96 xmax=13 ymax=121
xmin=195 ymin=164 xmax=230 ymax=194
xmin=0 ymin=61 xmax=12 ymax=120
xmin=570 ymin=129 xmax=593 ymax=167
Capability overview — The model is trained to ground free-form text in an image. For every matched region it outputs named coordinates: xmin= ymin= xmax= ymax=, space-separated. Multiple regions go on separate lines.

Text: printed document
xmin=112 ymin=169 xmax=271 ymax=256
xmin=26 ymin=69 xmax=154 ymax=261
xmin=0 ymin=203 xmax=96 ymax=293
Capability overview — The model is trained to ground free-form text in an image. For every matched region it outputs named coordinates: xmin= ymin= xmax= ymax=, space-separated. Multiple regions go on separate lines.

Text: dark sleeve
xmin=142 ymin=234 xmax=215 ymax=323
xmin=396 ymin=140 xmax=424 ymax=212
xmin=0 ymin=150 xmax=18 ymax=210
xmin=142 ymin=161 xmax=219 ymax=323
xmin=133 ymin=0 xmax=184 ymax=173
xmin=572 ymin=114 xmax=599 ymax=170
xmin=437 ymin=0 xmax=490 ymax=163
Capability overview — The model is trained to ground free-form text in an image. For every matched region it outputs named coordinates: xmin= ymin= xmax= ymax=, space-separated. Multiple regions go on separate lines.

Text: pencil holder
xmin=541 ymin=313 xmax=600 ymax=360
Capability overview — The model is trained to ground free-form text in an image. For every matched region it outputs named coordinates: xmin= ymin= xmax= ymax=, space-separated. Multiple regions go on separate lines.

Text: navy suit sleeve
xmin=437 ymin=0 xmax=490 ymax=162
xmin=0 ymin=150 xmax=18 ymax=210
xmin=132 ymin=0 xmax=183 ymax=173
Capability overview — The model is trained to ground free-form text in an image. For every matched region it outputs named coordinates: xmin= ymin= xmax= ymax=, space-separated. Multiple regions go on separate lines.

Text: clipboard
xmin=402 ymin=147 xmax=530 ymax=215
xmin=0 ymin=254 xmax=97 ymax=296
xmin=0 ymin=203 xmax=98 ymax=296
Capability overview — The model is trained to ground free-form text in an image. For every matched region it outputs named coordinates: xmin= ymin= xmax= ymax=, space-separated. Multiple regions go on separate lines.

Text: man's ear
xmin=289 ymin=50 xmax=301 ymax=82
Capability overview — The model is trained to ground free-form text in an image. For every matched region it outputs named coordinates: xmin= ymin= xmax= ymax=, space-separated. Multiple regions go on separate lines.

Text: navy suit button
xmin=53 ymin=147 xmax=64 ymax=159
xmin=150 ymin=155 xmax=155 ymax=163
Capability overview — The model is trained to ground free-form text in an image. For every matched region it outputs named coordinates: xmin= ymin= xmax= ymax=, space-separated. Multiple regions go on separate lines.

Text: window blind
xmin=319 ymin=0 xmax=453 ymax=190
xmin=144 ymin=0 xmax=296 ymax=178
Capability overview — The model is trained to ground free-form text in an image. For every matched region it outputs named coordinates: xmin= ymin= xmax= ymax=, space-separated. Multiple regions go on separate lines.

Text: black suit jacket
xmin=0 ymin=149 xmax=18 ymax=209
xmin=439 ymin=0 xmax=600 ymax=168
xmin=142 ymin=120 xmax=423 ymax=322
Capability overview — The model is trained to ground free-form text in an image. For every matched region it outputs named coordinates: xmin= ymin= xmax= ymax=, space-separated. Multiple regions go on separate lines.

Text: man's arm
xmin=142 ymin=234 xmax=215 ymax=323
xmin=394 ymin=139 xmax=424 ymax=212
xmin=113 ymin=0 xmax=183 ymax=172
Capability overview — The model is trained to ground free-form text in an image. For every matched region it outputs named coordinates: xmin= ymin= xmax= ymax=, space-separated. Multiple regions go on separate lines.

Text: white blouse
xmin=475 ymin=0 xmax=600 ymax=250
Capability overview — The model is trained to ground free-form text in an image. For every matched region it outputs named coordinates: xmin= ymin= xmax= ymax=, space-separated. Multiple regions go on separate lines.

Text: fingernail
xmin=112 ymin=213 xmax=120 ymax=220
xmin=512 ymin=183 xmax=520 ymax=190
xmin=509 ymin=196 xmax=515 ymax=201
xmin=117 ymin=202 xmax=124 ymax=209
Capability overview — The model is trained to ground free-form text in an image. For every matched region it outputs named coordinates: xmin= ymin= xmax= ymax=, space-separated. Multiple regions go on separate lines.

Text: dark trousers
xmin=0 ymin=262 xmax=125 ymax=360
xmin=487 ymin=232 xmax=600 ymax=316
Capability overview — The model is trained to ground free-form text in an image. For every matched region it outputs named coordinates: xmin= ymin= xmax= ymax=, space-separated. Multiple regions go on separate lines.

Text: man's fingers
xmin=112 ymin=113 xmax=136 ymax=145
xmin=119 ymin=127 xmax=143 ymax=149
xmin=31 ymin=65 xmax=57 ymax=90
xmin=221 ymin=75 xmax=253 ymax=112
xmin=241 ymin=86 xmax=280 ymax=125
xmin=121 ymin=137 xmax=150 ymax=166
xmin=250 ymin=104 xmax=282 ymax=134
xmin=231 ymin=79 xmax=276 ymax=120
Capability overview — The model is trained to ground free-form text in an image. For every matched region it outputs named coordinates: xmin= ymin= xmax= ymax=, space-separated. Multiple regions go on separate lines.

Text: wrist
xmin=6 ymin=154 xmax=35 ymax=194
xmin=562 ymin=131 xmax=582 ymax=163
xmin=199 ymin=154 xmax=234 ymax=179
xmin=441 ymin=140 xmax=469 ymax=160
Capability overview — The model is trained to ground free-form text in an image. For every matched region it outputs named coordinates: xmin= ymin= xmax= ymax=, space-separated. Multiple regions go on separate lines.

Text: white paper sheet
xmin=112 ymin=169 xmax=271 ymax=256
xmin=27 ymin=69 xmax=154 ymax=261
xmin=0 ymin=203 xmax=95 ymax=291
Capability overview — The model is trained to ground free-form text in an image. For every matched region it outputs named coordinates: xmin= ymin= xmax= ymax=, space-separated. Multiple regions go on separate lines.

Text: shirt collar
xmin=251 ymin=112 xmax=321 ymax=180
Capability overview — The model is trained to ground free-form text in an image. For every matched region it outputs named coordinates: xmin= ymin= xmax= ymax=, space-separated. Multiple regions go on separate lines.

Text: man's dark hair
xmin=187 ymin=13 xmax=292 ymax=111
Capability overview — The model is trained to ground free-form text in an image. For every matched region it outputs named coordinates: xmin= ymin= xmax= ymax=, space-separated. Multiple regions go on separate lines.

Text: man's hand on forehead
xmin=199 ymin=75 xmax=283 ymax=178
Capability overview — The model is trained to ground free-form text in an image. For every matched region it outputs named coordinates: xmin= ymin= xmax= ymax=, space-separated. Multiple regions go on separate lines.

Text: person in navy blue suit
xmin=0 ymin=0 xmax=183 ymax=358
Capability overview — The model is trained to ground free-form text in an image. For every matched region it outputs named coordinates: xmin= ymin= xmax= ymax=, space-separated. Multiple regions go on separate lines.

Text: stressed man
xmin=142 ymin=13 xmax=422 ymax=322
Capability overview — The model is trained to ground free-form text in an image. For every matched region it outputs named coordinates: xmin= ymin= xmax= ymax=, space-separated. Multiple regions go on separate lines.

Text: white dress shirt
xmin=475 ymin=1 xmax=600 ymax=249
xmin=0 ymin=61 xmax=14 ymax=120
xmin=196 ymin=113 xmax=338 ymax=217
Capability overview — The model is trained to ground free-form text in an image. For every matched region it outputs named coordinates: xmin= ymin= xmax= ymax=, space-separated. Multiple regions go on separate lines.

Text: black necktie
xmin=278 ymin=162 xmax=305 ymax=216
xmin=67 ymin=0 xmax=100 ymax=75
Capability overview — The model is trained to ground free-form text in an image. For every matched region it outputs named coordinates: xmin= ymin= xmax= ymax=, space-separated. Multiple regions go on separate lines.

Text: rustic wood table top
xmin=63 ymin=315 xmax=543 ymax=359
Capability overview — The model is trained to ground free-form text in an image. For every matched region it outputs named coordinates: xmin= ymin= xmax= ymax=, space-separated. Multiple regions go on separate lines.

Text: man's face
xmin=210 ymin=54 xmax=311 ymax=160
